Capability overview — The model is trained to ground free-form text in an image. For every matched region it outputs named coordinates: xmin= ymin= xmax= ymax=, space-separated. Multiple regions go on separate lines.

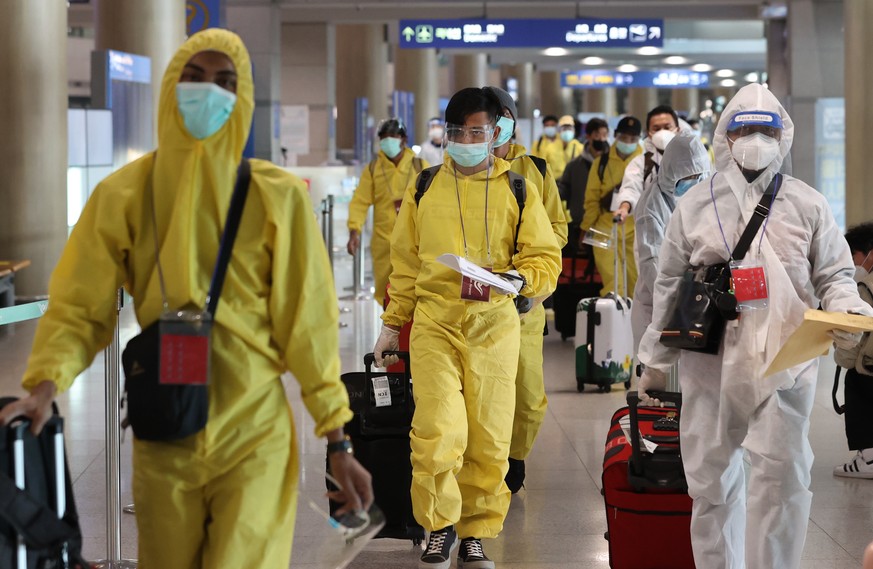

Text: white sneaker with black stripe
xmin=419 ymin=526 xmax=458 ymax=569
xmin=458 ymin=537 xmax=495 ymax=569
xmin=834 ymin=450 xmax=873 ymax=479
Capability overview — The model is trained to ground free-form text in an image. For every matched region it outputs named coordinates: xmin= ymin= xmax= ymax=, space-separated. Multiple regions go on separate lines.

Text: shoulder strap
xmin=507 ymin=170 xmax=527 ymax=249
xmin=643 ymin=152 xmax=657 ymax=181
xmin=206 ymin=159 xmax=251 ymax=316
xmin=832 ymin=366 xmax=846 ymax=415
xmin=731 ymin=173 xmax=782 ymax=261
xmin=528 ymin=155 xmax=548 ymax=179
xmin=414 ymin=165 xmax=442 ymax=206
xmin=597 ymin=151 xmax=609 ymax=183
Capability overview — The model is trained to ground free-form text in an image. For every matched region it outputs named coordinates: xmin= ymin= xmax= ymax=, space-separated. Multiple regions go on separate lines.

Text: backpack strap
xmin=506 ymin=170 xmax=527 ymax=250
xmin=368 ymin=159 xmax=377 ymax=178
xmin=527 ymin=155 xmax=548 ymax=180
xmin=414 ymin=165 xmax=442 ymax=206
xmin=597 ymin=151 xmax=609 ymax=183
xmin=643 ymin=152 xmax=658 ymax=182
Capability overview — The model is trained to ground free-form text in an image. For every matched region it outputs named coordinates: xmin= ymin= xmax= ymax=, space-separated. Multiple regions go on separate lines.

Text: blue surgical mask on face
xmin=380 ymin=137 xmax=403 ymax=159
xmin=543 ymin=126 xmax=557 ymax=138
xmin=446 ymin=141 xmax=490 ymax=168
xmin=674 ymin=178 xmax=698 ymax=198
xmin=176 ymin=82 xmax=237 ymax=140
xmin=560 ymin=130 xmax=575 ymax=143
xmin=494 ymin=116 xmax=515 ymax=147
xmin=615 ymin=140 xmax=638 ymax=155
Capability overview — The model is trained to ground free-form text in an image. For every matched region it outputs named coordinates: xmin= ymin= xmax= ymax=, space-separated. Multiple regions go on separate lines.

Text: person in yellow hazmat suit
xmin=373 ymin=87 xmax=561 ymax=569
xmin=347 ymin=118 xmax=428 ymax=304
xmin=532 ymin=114 xmax=566 ymax=178
xmin=580 ymin=116 xmax=643 ymax=298
xmin=484 ymin=86 xmax=567 ymax=494
xmin=0 ymin=29 xmax=373 ymax=569
xmin=558 ymin=115 xmax=585 ymax=177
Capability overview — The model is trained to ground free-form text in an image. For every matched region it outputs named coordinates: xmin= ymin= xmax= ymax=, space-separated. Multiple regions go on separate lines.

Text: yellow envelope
xmin=765 ymin=310 xmax=873 ymax=376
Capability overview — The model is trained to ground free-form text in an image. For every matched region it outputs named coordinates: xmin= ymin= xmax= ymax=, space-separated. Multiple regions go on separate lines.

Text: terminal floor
xmin=2 ymin=276 xmax=873 ymax=567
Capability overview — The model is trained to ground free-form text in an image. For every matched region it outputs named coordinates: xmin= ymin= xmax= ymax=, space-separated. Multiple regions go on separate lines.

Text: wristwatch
xmin=327 ymin=435 xmax=354 ymax=456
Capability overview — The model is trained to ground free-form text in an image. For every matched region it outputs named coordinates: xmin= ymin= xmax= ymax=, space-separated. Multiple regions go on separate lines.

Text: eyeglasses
xmin=445 ymin=124 xmax=494 ymax=143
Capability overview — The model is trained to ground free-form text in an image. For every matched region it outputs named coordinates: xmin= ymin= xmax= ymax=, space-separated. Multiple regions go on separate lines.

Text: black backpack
xmin=414 ymin=166 xmax=527 ymax=246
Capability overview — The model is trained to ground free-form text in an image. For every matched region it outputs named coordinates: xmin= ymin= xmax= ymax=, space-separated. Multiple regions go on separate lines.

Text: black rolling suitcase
xmin=329 ymin=352 xmax=423 ymax=545
xmin=0 ymin=398 xmax=89 ymax=569
xmin=553 ymin=245 xmax=602 ymax=340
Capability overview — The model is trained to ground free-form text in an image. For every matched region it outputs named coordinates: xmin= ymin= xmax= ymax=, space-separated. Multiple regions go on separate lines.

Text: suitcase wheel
xmin=604 ymin=531 xmax=610 ymax=541
xmin=576 ymin=380 xmax=585 ymax=393
xmin=413 ymin=538 xmax=423 ymax=546
xmin=624 ymin=380 xmax=631 ymax=390
xmin=598 ymin=383 xmax=611 ymax=393
xmin=561 ymin=333 xmax=569 ymax=341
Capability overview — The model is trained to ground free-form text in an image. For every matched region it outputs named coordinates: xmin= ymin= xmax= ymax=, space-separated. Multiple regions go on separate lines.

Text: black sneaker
xmin=458 ymin=537 xmax=495 ymax=569
xmin=505 ymin=458 xmax=526 ymax=494
xmin=419 ymin=526 xmax=458 ymax=569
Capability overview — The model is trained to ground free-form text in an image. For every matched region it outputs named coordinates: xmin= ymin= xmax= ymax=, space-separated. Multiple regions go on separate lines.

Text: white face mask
xmin=651 ymin=129 xmax=676 ymax=152
xmin=730 ymin=132 xmax=781 ymax=171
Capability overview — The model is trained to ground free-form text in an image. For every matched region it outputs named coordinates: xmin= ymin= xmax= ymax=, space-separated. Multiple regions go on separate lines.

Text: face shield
xmin=444 ymin=123 xmax=496 ymax=168
xmin=726 ymin=111 xmax=783 ymax=171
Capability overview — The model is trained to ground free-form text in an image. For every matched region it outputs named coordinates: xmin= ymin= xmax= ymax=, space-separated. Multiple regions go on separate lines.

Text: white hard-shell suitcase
xmin=574 ymin=220 xmax=635 ymax=393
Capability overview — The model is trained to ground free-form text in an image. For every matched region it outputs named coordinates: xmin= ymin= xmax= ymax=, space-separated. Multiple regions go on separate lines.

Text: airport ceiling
xmin=69 ymin=0 xmax=778 ymax=77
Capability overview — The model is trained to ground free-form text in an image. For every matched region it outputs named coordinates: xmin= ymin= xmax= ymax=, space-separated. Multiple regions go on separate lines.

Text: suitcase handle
xmin=625 ymin=391 xmax=685 ymax=491
xmin=363 ymin=351 xmax=413 ymax=408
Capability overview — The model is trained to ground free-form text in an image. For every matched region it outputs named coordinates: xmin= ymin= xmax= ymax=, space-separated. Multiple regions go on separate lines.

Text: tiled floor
xmin=2 ymin=222 xmax=873 ymax=567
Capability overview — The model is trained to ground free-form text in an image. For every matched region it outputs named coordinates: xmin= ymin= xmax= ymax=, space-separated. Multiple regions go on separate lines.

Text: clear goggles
xmin=445 ymin=123 xmax=495 ymax=144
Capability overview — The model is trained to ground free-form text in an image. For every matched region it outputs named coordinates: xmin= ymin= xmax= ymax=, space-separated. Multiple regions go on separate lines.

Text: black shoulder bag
xmin=659 ymin=173 xmax=781 ymax=354
xmin=122 ymin=159 xmax=251 ymax=441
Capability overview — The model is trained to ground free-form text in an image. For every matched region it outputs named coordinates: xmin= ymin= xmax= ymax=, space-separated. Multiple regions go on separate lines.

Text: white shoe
xmin=834 ymin=451 xmax=873 ymax=479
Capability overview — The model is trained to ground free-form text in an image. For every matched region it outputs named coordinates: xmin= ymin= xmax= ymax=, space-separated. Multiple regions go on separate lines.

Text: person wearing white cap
xmin=637 ymin=83 xmax=873 ymax=568
xmin=557 ymin=115 xmax=584 ymax=178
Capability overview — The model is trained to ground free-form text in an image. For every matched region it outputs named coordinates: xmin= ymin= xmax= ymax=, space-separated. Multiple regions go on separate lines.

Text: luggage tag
xmin=461 ymin=260 xmax=492 ymax=302
xmin=729 ymin=260 xmax=769 ymax=312
xmin=159 ymin=309 xmax=213 ymax=385
xmin=371 ymin=376 xmax=392 ymax=408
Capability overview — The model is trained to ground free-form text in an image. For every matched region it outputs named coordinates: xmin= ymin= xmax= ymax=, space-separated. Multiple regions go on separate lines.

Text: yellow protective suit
xmin=505 ymin=143 xmax=567 ymax=460
xmin=348 ymin=148 xmax=427 ymax=303
xmin=22 ymin=29 xmax=352 ymax=569
xmin=383 ymin=156 xmax=561 ymax=539
xmin=532 ymin=135 xmax=567 ymax=179
xmin=581 ymin=144 xmax=642 ymax=297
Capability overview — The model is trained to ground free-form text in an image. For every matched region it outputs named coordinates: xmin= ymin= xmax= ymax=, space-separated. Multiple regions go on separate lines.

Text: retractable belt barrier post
xmin=94 ymin=289 xmax=137 ymax=568
xmin=340 ymin=244 xmax=371 ymax=301
xmin=321 ymin=195 xmax=336 ymax=271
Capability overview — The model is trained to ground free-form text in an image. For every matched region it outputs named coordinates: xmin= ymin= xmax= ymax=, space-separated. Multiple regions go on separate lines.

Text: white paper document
xmin=436 ymin=254 xmax=519 ymax=296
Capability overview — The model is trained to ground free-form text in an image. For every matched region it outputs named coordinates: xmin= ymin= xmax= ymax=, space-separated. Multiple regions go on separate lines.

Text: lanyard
xmin=452 ymin=163 xmax=491 ymax=265
xmin=379 ymin=155 xmax=414 ymax=200
xmin=709 ymin=172 xmax=779 ymax=260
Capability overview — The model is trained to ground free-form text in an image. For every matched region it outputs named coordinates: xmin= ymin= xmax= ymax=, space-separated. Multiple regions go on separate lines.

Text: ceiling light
xmin=544 ymin=47 xmax=569 ymax=57
xmin=618 ymin=64 xmax=638 ymax=73
xmin=744 ymin=72 xmax=760 ymax=83
xmin=636 ymin=47 xmax=661 ymax=56
xmin=721 ymin=79 xmax=737 ymax=87
xmin=716 ymin=69 xmax=735 ymax=78
xmin=582 ymin=56 xmax=604 ymax=65
xmin=692 ymin=63 xmax=713 ymax=72
xmin=664 ymin=56 xmax=688 ymax=65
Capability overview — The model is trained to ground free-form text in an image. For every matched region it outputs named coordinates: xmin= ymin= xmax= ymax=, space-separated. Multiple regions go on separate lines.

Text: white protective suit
xmin=637 ymin=83 xmax=873 ymax=569
xmin=631 ymin=134 xmax=711 ymax=352
xmin=611 ymin=118 xmax=694 ymax=213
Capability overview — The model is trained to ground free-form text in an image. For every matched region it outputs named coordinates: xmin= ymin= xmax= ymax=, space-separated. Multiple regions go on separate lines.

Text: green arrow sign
xmin=402 ymin=27 xmax=415 ymax=41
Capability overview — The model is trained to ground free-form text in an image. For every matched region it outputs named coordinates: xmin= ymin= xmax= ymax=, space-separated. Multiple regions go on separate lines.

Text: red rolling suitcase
xmin=602 ymin=391 xmax=695 ymax=569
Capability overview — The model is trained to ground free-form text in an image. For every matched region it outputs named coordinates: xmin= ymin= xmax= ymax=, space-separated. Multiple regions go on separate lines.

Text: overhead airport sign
xmin=399 ymin=19 xmax=664 ymax=49
xmin=562 ymin=70 xmax=709 ymax=89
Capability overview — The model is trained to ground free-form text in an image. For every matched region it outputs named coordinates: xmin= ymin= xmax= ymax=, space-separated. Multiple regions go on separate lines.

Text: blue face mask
xmin=380 ymin=137 xmax=403 ymax=159
xmin=615 ymin=140 xmax=638 ymax=156
xmin=494 ymin=116 xmax=515 ymax=147
xmin=560 ymin=130 xmax=575 ymax=143
xmin=543 ymin=126 xmax=557 ymax=138
xmin=176 ymin=82 xmax=237 ymax=140
xmin=446 ymin=141 xmax=490 ymax=168
xmin=674 ymin=177 xmax=700 ymax=198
